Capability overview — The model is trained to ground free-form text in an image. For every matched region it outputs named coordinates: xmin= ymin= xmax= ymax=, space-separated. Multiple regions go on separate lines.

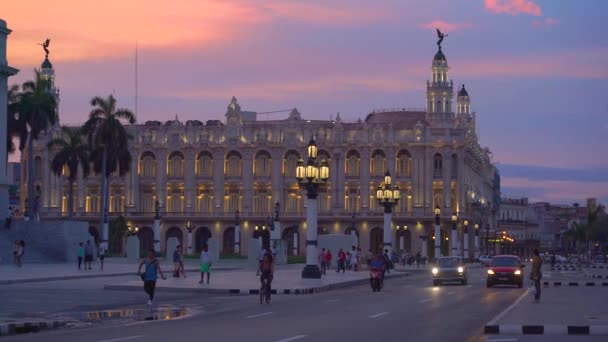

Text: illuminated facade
xmin=24 ymin=45 xmax=500 ymax=258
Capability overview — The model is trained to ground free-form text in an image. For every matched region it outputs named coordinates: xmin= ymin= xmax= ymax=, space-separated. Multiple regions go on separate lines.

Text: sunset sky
xmin=3 ymin=0 xmax=607 ymax=205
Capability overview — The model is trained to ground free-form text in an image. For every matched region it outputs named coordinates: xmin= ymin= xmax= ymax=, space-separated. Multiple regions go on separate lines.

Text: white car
xmin=479 ymin=255 xmax=492 ymax=266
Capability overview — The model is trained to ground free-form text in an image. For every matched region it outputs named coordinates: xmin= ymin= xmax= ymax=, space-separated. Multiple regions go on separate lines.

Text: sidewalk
xmin=0 ymin=258 xmax=246 ymax=284
xmin=104 ymin=266 xmax=414 ymax=295
xmin=485 ymin=286 xmax=608 ymax=335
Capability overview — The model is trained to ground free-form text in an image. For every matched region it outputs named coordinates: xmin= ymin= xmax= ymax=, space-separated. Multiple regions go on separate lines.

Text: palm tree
xmin=47 ymin=127 xmax=90 ymax=218
xmin=6 ymin=84 xmax=27 ymax=156
xmin=19 ymin=70 xmax=58 ymax=218
xmin=81 ymin=95 xmax=135 ymax=242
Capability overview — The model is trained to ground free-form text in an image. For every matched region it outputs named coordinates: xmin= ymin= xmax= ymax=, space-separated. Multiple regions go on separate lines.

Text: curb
xmin=104 ymin=272 xmax=410 ymax=295
xmin=484 ymin=324 xmax=608 ymax=335
xmin=0 ymin=320 xmax=76 ymax=337
xmin=542 ymin=281 xmax=608 ymax=287
xmin=0 ymin=267 xmax=240 ymax=285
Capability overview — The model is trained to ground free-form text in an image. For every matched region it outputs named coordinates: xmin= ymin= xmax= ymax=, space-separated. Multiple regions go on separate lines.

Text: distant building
xmin=23 ymin=39 xmax=501 ymax=257
xmin=498 ymin=197 xmax=539 ymax=258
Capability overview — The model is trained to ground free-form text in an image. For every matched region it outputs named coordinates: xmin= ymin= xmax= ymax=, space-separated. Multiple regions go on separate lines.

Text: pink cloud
xmin=484 ymin=0 xmax=542 ymax=16
xmin=419 ymin=20 xmax=473 ymax=32
xmin=262 ymin=2 xmax=389 ymax=25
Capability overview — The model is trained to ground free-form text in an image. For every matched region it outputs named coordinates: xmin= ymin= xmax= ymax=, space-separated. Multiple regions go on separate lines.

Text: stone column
xmin=464 ymin=225 xmax=469 ymax=260
xmin=235 ymin=223 xmax=241 ymax=254
xmin=474 ymin=227 xmax=480 ymax=259
xmin=451 ymin=220 xmax=457 ymax=256
xmin=129 ymin=154 xmax=139 ymax=212
xmin=156 ymin=149 xmax=167 ymax=210
xmin=184 ymin=149 xmax=195 ymax=213
xmin=435 ymin=216 xmax=441 ymax=259
xmin=241 ymin=149 xmax=253 ymax=214
xmin=0 ymin=19 xmax=17 ymax=222
xmin=424 ymin=150 xmax=432 ymax=209
xmin=213 ymin=148 xmax=225 ymax=215
xmin=443 ymin=152 xmax=451 ymax=210
xmin=360 ymin=148 xmax=370 ymax=214
xmin=271 ymin=148 xmax=282 ymax=203
xmin=154 ymin=218 xmax=161 ymax=253
xmin=77 ymin=164 xmax=85 ymax=212
xmin=335 ymin=152 xmax=345 ymax=210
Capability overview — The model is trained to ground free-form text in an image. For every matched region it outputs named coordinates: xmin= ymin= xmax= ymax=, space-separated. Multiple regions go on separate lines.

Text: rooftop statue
xmin=40 ymin=38 xmax=50 ymax=58
xmin=436 ymin=29 xmax=448 ymax=48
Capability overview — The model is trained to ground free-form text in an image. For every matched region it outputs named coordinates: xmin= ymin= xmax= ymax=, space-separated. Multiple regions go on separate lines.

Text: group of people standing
xmin=319 ymin=246 xmax=395 ymax=274
xmin=76 ymin=240 xmax=105 ymax=270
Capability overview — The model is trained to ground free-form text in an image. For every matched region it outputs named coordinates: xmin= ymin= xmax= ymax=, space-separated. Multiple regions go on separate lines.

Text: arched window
xmin=254 ymin=150 xmax=271 ymax=178
xmin=86 ymin=188 xmax=100 ymax=213
xmin=196 ymin=151 xmax=213 ymax=177
xmin=283 ymin=150 xmax=300 ymax=177
xmin=345 ymin=150 xmax=360 ymax=177
xmin=167 ymin=151 xmax=184 ymax=177
xmin=433 ymin=153 xmax=443 ymax=178
xmin=225 ymin=151 xmax=242 ymax=177
xmin=396 ymin=150 xmax=411 ymax=177
xmin=139 ymin=151 xmax=156 ymax=178
xmin=371 ymin=150 xmax=386 ymax=177
xmin=345 ymin=186 xmax=360 ymax=212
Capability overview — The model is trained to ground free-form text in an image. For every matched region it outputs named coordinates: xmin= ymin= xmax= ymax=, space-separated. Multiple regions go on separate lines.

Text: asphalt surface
xmin=1 ymin=267 xmax=533 ymax=341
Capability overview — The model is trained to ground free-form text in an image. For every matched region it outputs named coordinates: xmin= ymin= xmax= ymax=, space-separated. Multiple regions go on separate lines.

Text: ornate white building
xmin=24 ymin=44 xmax=500 ymax=258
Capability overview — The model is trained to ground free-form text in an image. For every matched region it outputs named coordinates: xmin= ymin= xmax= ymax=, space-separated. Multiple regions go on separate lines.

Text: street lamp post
xmin=474 ymin=223 xmax=479 ymax=259
xmin=234 ymin=210 xmax=241 ymax=255
xmin=296 ymin=137 xmax=330 ymax=279
xmin=396 ymin=225 xmax=407 ymax=252
xmin=485 ymin=222 xmax=490 ymax=256
xmin=153 ymin=199 xmax=161 ymax=253
xmin=451 ymin=213 xmax=458 ymax=256
xmin=463 ymin=219 xmax=469 ymax=260
xmin=376 ymin=170 xmax=400 ymax=255
xmin=186 ymin=220 xmax=194 ymax=255
xmin=434 ymin=206 xmax=441 ymax=260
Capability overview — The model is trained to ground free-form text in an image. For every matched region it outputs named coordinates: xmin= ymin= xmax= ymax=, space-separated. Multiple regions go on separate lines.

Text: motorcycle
xmin=369 ymin=266 xmax=383 ymax=292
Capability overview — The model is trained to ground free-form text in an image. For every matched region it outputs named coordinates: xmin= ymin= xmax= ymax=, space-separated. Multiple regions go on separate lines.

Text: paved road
xmin=2 ymin=267 xmax=531 ymax=341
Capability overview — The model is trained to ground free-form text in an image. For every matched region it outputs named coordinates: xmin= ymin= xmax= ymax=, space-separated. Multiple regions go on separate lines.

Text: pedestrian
xmin=84 ymin=240 xmax=94 ymax=270
xmin=15 ymin=240 xmax=24 ymax=267
xmin=319 ymin=248 xmax=328 ymax=275
xmin=77 ymin=242 xmax=84 ymax=270
xmin=178 ymin=246 xmax=186 ymax=278
xmin=98 ymin=242 xmax=105 ymax=271
xmin=383 ymin=249 xmax=392 ymax=275
xmin=256 ymin=245 xmax=265 ymax=276
xmin=350 ymin=246 xmax=359 ymax=272
xmin=13 ymin=240 xmax=19 ymax=266
xmin=138 ymin=249 xmax=166 ymax=307
xmin=199 ymin=245 xmax=213 ymax=284
xmin=172 ymin=246 xmax=181 ymax=277
xmin=337 ymin=248 xmax=346 ymax=273
xmin=327 ymin=249 xmax=333 ymax=270
xmin=346 ymin=252 xmax=351 ymax=270
xmin=531 ymin=249 xmax=543 ymax=303
xmin=416 ymin=252 xmax=421 ymax=268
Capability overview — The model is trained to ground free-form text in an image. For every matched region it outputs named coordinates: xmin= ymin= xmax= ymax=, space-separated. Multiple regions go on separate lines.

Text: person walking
xmin=172 ymin=246 xmax=181 ymax=278
xmin=98 ymin=242 xmax=106 ymax=271
xmin=178 ymin=246 xmax=187 ymax=278
xmin=337 ymin=248 xmax=346 ymax=273
xmin=84 ymin=240 xmax=94 ymax=270
xmin=531 ymin=249 xmax=543 ymax=303
xmin=416 ymin=252 xmax=421 ymax=268
xmin=138 ymin=249 xmax=166 ymax=307
xmin=383 ymin=249 xmax=392 ymax=275
xmin=199 ymin=245 xmax=213 ymax=284
xmin=15 ymin=240 xmax=24 ymax=267
xmin=77 ymin=242 xmax=84 ymax=270
xmin=319 ymin=248 xmax=328 ymax=275
xmin=350 ymin=246 xmax=359 ymax=272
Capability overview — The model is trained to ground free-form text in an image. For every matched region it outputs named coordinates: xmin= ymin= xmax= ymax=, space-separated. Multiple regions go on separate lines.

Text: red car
xmin=486 ymin=255 xmax=525 ymax=288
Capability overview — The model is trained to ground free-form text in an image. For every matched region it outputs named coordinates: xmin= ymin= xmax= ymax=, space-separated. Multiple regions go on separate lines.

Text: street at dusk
xmin=1 ymin=0 xmax=607 ymax=341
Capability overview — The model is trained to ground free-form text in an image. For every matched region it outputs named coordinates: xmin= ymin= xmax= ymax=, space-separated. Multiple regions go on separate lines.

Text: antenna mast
xmin=135 ymin=41 xmax=138 ymax=119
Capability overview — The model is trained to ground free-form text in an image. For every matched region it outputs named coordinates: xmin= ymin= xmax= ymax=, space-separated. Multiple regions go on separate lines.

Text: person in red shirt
xmin=327 ymin=250 xmax=333 ymax=270
xmin=319 ymin=248 xmax=328 ymax=275
xmin=336 ymin=248 xmax=346 ymax=273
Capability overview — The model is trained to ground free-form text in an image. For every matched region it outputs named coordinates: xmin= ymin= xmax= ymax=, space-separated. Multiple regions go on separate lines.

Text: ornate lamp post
xmin=396 ymin=225 xmax=407 ymax=252
xmin=153 ymin=199 xmax=161 ymax=253
xmin=463 ymin=219 xmax=469 ymax=260
xmin=474 ymin=222 xmax=480 ymax=259
xmin=451 ymin=213 xmax=458 ymax=256
xmin=234 ymin=209 xmax=241 ymax=255
xmin=127 ymin=224 xmax=139 ymax=236
xmin=186 ymin=220 xmax=194 ymax=255
xmin=376 ymin=170 xmax=400 ymax=255
xmin=434 ymin=206 xmax=441 ymax=259
xmin=296 ymin=137 xmax=330 ymax=279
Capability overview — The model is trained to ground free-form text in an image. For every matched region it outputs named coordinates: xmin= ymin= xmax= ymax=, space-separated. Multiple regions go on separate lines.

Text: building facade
xmin=23 ymin=44 xmax=500 ymax=258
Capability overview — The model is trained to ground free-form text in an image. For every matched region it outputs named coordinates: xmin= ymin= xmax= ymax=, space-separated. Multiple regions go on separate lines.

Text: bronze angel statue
xmin=39 ymin=38 xmax=50 ymax=58
xmin=436 ymin=29 xmax=448 ymax=48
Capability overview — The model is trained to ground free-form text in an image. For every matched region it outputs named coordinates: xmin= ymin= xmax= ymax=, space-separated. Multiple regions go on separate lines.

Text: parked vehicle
xmin=486 ymin=255 xmax=525 ymax=288
xmin=432 ymin=256 xmax=467 ymax=286
xmin=479 ymin=255 xmax=492 ymax=266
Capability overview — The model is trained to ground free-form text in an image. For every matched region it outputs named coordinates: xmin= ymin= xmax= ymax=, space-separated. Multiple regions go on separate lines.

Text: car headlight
xmin=514 ymin=270 xmax=521 ymax=275
xmin=487 ymin=269 xmax=495 ymax=275
xmin=432 ymin=267 xmax=438 ymax=275
xmin=458 ymin=267 xmax=464 ymax=273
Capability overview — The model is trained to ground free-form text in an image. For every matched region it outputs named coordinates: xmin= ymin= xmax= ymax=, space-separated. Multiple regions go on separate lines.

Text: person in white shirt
xmin=350 ymin=246 xmax=359 ymax=272
xmin=199 ymin=245 xmax=213 ymax=284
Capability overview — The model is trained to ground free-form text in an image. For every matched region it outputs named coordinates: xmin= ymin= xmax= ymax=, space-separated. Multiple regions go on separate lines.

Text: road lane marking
xmin=96 ymin=336 xmax=144 ymax=342
xmin=487 ymin=287 xmax=531 ymax=325
xmin=485 ymin=339 xmax=518 ymax=341
xmin=369 ymin=312 xmax=389 ymax=319
xmin=447 ymin=291 xmax=456 ymax=295
xmin=275 ymin=335 xmax=307 ymax=342
xmin=418 ymin=299 xmax=432 ymax=303
xmin=246 ymin=312 xmax=273 ymax=319
xmin=324 ymin=299 xmax=341 ymax=303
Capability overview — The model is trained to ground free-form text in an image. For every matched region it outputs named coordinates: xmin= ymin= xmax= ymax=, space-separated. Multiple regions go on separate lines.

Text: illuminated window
xmin=196 ymin=151 xmax=213 ymax=177
xmin=254 ymin=151 xmax=271 ymax=178
xmin=345 ymin=150 xmax=360 ymax=177
xmin=168 ymin=152 xmax=184 ymax=177
xmin=225 ymin=151 xmax=242 ymax=177
xmin=371 ymin=150 xmax=385 ymax=177
xmin=283 ymin=151 xmax=300 ymax=177
xmin=396 ymin=150 xmax=412 ymax=177
xmin=139 ymin=152 xmax=156 ymax=177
